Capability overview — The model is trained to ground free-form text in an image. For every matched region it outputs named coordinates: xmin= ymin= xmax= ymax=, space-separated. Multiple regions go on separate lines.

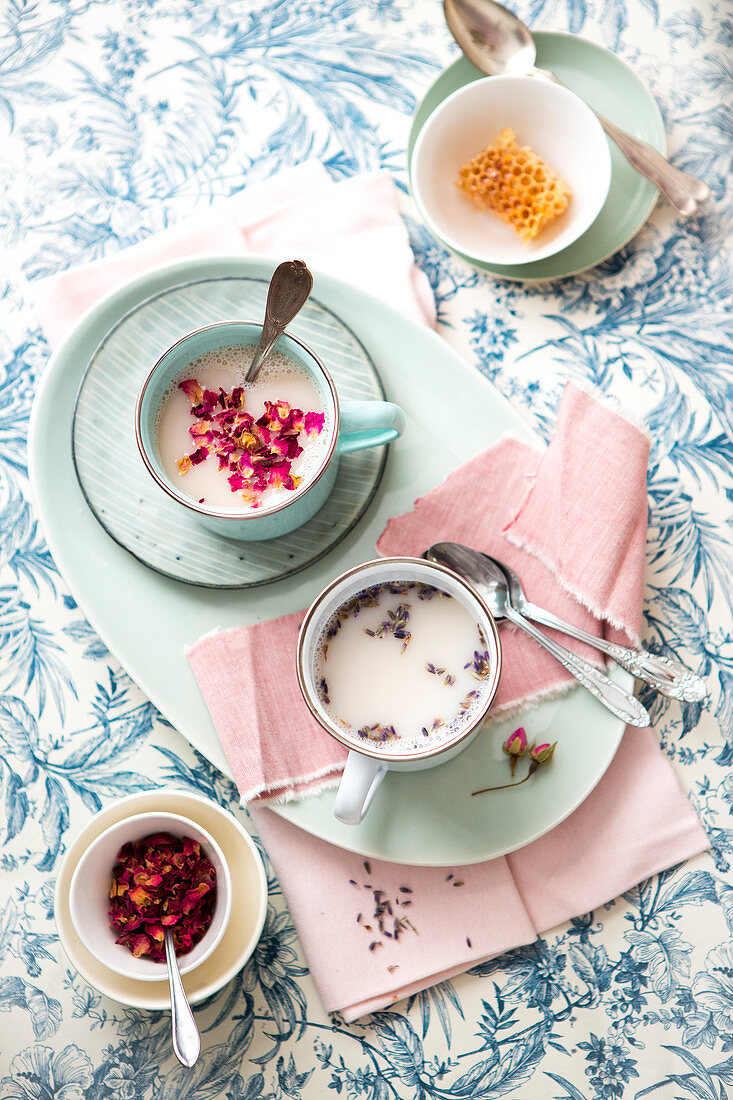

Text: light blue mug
xmin=135 ymin=320 xmax=405 ymax=540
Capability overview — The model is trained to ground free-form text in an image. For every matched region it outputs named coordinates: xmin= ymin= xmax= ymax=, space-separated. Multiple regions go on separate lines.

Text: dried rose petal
xmin=189 ymin=446 xmax=209 ymax=466
xmin=173 ymin=377 xmax=324 ymax=507
xmin=128 ymin=885 xmax=151 ymax=908
xmin=227 ymin=471 xmax=246 ymax=492
xmin=189 ymin=420 xmax=212 ymax=437
xmin=304 ymin=411 xmax=325 ymax=436
xmin=179 ymin=379 xmax=203 ymax=404
xmin=108 ymin=832 xmax=217 ymax=963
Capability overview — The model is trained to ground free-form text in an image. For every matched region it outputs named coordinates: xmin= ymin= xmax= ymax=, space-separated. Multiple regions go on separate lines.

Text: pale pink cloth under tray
xmin=30 ymin=159 xmax=435 ymax=350
xmin=252 ymin=726 xmax=708 ymax=1022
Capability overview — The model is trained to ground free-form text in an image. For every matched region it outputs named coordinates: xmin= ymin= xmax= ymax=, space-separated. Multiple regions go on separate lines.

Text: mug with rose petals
xmin=135 ymin=321 xmax=405 ymax=541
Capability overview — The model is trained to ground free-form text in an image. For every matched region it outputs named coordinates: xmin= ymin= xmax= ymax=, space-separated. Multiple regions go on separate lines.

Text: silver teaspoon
xmin=244 ymin=259 xmax=313 ymax=384
xmin=164 ymin=928 xmax=200 ymax=1068
xmin=424 ymin=542 xmax=651 ymax=727
xmin=444 ymin=0 xmax=711 ymax=217
xmin=484 ymin=553 xmax=707 ymax=703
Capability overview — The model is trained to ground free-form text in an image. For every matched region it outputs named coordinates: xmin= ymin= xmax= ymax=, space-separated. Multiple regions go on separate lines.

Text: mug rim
xmin=134 ymin=320 xmax=340 ymax=522
xmin=296 ymin=555 xmax=503 ymax=763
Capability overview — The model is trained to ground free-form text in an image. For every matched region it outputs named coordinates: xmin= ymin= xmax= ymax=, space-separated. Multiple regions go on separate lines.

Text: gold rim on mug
xmin=296 ymin=555 xmax=503 ymax=763
xmin=134 ymin=320 xmax=340 ymax=522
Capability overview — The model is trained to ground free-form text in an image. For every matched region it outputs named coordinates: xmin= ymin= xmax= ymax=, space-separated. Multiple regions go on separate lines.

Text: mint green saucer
xmin=408 ymin=33 xmax=666 ymax=281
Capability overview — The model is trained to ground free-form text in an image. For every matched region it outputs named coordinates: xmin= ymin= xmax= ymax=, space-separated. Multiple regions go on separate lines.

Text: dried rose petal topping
xmin=189 ymin=446 xmax=209 ymax=466
xmin=189 ymin=420 xmax=212 ymax=437
xmin=108 ymin=831 xmax=217 ymax=963
xmin=174 ymin=377 xmax=325 ymax=507
xmin=179 ymin=379 xmax=203 ymax=404
xmin=304 ymin=411 xmax=325 ymax=437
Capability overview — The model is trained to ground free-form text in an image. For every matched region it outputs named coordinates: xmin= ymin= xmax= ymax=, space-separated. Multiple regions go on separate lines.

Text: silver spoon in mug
xmin=443 ymin=0 xmax=711 ymax=217
xmin=164 ymin=927 xmax=200 ymax=1068
xmin=482 ymin=553 xmax=707 ymax=702
xmin=244 ymin=259 xmax=313 ymax=384
xmin=424 ymin=542 xmax=651 ymax=727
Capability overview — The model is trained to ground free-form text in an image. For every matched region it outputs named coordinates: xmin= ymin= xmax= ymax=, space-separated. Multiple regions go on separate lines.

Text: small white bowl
xmin=56 ymin=789 xmax=267 ymax=1009
xmin=69 ymin=811 xmax=232 ymax=982
xmin=411 ymin=75 xmax=612 ymax=266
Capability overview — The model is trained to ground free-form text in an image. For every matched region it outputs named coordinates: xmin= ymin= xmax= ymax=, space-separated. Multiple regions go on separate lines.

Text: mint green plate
xmin=408 ymin=33 xmax=666 ymax=281
xmin=29 ymin=255 xmax=628 ymax=865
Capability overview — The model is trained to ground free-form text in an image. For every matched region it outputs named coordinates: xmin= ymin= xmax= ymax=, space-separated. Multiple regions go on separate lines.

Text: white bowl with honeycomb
xmin=411 ymin=75 xmax=612 ymax=266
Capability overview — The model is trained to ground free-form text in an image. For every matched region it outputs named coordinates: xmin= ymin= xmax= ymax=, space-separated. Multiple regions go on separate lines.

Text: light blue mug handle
xmin=336 ymin=400 xmax=405 ymax=456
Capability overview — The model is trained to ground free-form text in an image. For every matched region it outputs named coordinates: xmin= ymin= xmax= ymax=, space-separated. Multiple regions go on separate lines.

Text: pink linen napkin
xmin=252 ymin=726 xmax=707 ymax=1021
xmin=503 ymin=386 xmax=648 ymax=644
xmin=189 ymin=614 xmax=348 ymax=804
xmin=31 ymin=159 xmax=435 ymax=349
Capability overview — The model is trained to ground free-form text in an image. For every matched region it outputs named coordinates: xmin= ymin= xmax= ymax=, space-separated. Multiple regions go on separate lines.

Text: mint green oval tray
xmin=29 ymin=255 xmax=629 ymax=866
xmin=408 ymin=33 xmax=666 ymax=281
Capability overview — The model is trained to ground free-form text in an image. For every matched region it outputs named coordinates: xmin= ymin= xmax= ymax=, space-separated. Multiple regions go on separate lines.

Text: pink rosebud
xmin=502 ymin=727 xmax=528 ymax=757
xmin=531 ymin=741 xmax=557 ymax=765
xmin=502 ymin=727 xmax=528 ymax=776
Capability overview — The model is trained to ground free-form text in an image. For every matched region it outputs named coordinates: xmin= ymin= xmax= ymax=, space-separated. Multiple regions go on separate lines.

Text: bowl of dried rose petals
xmin=69 ymin=811 xmax=232 ymax=981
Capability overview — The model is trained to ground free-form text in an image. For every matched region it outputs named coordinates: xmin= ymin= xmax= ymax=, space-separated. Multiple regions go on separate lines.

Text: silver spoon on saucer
xmin=424 ymin=541 xmax=651 ymax=727
xmin=164 ymin=927 xmax=200 ymax=1068
xmin=244 ymin=259 xmax=313 ymax=384
xmin=483 ymin=552 xmax=707 ymax=703
xmin=443 ymin=0 xmax=711 ymax=217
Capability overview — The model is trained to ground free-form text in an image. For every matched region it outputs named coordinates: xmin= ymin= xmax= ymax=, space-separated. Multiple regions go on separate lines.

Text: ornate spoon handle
xmin=593 ymin=114 xmax=710 ymax=217
xmin=522 ymin=600 xmax=707 ymax=703
xmin=503 ymin=605 xmax=651 ymax=727
xmin=535 ymin=67 xmax=711 ymax=217
xmin=165 ymin=929 xmax=200 ymax=1068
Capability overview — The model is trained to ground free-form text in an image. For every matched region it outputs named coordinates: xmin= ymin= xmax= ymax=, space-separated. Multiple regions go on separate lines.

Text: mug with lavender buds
xmin=135 ymin=320 xmax=405 ymax=541
xmin=296 ymin=556 xmax=502 ymax=825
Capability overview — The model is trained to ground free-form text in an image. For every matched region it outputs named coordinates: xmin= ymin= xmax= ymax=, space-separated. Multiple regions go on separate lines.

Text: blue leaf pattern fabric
xmin=0 ymin=0 xmax=731 ymax=1095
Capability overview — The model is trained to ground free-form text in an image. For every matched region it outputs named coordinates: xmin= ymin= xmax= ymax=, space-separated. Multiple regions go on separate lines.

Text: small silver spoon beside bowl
xmin=165 ymin=928 xmax=200 ymax=1068
xmin=443 ymin=0 xmax=710 ymax=217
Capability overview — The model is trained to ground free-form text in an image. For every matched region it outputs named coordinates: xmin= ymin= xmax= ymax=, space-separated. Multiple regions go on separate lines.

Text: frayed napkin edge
xmin=570 ymin=379 xmax=653 ymax=444
xmin=240 ymin=767 xmax=343 ymax=808
xmin=504 ymin=528 xmax=642 ymax=648
xmin=486 ymin=678 xmax=577 ymax=723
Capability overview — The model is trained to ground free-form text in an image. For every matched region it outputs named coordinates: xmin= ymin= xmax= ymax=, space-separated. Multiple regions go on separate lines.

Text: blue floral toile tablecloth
xmin=1 ymin=0 xmax=732 ymax=1097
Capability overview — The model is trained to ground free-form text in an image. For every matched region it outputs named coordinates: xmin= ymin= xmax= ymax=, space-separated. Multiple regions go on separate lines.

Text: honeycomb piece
xmin=456 ymin=128 xmax=571 ymax=242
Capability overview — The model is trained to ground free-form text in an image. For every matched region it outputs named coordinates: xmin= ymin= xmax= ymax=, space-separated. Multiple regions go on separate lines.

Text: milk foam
xmin=313 ymin=583 xmax=491 ymax=754
xmin=155 ymin=345 xmax=332 ymax=512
